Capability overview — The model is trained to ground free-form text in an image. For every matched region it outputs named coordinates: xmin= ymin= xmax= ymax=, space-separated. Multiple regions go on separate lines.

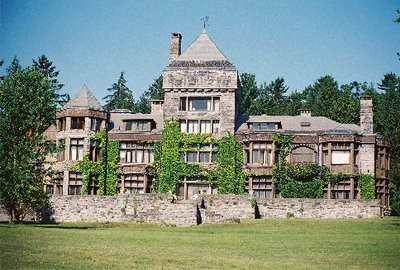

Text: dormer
xmin=122 ymin=118 xmax=156 ymax=132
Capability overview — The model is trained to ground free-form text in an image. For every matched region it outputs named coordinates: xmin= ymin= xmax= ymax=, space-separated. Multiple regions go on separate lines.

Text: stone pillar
xmin=360 ymin=95 xmax=373 ymax=134
xmin=350 ymin=177 xmax=354 ymax=199
xmin=63 ymin=171 xmax=69 ymax=195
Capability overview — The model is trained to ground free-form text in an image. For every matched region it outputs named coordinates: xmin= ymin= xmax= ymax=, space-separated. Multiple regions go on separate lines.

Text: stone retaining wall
xmin=44 ymin=194 xmax=382 ymax=227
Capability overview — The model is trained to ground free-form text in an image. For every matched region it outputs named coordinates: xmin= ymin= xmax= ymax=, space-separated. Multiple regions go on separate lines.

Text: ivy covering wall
xmin=152 ymin=120 xmax=245 ymax=195
xmin=73 ymin=130 xmax=121 ymax=195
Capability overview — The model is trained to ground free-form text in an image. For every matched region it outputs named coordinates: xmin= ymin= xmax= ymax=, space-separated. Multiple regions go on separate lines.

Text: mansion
xmin=44 ymin=30 xmax=390 ymax=206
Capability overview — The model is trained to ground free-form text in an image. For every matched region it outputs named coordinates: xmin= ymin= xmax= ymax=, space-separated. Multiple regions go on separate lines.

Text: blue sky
xmin=1 ymin=0 xmax=399 ymax=102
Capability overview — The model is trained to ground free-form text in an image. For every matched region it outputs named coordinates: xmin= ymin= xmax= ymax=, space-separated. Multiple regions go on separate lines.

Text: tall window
xmin=252 ymin=143 xmax=273 ymax=165
xmin=58 ymin=118 xmax=66 ymax=131
xmin=90 ymin=140 xmax=100 ymax=161
xmin=180 ymin=119 xmax=220 ymax=134
xmin=119 ymin=142 xmax=154 ymax=164
xmin=90 ymin=118 xmax=102 ymax=131
xmin=70 ymin=138 xmax=84 ymax=161
xmin=57 ymin=139 xmax=65 ymax=161
xmin=71 ymin=117 xmax=85 ymax=129
xmin=291 ymin=146 xmax=315 ymax=164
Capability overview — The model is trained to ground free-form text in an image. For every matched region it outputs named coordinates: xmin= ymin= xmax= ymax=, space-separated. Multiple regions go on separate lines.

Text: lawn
xmin=0 ymin=218 xmax=399 ymax=269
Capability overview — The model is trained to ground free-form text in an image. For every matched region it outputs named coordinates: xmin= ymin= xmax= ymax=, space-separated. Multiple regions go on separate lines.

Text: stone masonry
xmin=47 ymin=194 xmax=382 ymax=227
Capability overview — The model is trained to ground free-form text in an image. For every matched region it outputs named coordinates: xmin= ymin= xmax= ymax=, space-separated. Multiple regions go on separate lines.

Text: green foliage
xmin=153 ymin=120 xmax=245 ymax=195
xmin=103 ymin=72 xmax=135 ymax=112
xmin=0 ymin=61 xmax=57 ymax=221
xmin=272 ymin=134 xmax=345 ymax=198
xmin=240 ymin=73 xmax=258 ymax=115
xmin=73 ymin=130 xmax=121 ymax=195
xmin=32 ymin=55 xmax=69 ymax=107
xmin=358 ymin=174 xmax=375 ymax=199
xmin=215 ymin=134 xmax=246 ymax=194
xmin=135 ymin=75 xmax=163 ymax=113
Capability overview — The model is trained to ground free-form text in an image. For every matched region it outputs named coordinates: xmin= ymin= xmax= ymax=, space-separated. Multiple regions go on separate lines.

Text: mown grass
xmin=0 ymin=218 xmax=399 ymax=269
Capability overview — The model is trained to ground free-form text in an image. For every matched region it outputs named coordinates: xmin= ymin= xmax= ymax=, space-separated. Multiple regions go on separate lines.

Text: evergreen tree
xmin=239 ymin=73 xmax=258 ymax=115
xmin=32 ymin=55 xmax=69 ymax=107
xmin=0 ymin=64 xmax=57 ymax=221
xmin=103 ymin=72 xmax=135 ymax=112
xmin=135 ymin=75 xmax=163 ymax=113
xmin=6 ymin=56 xmax=22 ymax=75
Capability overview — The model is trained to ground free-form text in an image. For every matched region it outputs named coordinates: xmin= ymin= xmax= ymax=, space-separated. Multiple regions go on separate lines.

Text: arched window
xmin=291 ymin=146 xmax=315 ymax=164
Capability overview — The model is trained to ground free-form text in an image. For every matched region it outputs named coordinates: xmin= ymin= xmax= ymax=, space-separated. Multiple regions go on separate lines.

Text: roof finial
xmin=201 ymin=16 xmax=209 ymax=32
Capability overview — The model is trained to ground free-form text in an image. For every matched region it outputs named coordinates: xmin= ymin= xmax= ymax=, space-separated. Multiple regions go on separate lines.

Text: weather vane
xmin=201 ymin=16 xmax=210 ymax=30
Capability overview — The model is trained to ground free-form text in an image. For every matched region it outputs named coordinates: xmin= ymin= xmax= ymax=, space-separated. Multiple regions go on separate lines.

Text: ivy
xmin=358 ymin=174 xmax=375 ymax=199
xmin=153 ymin=120 xmax=245 ymax=195
xmin=272 ymin=134 xmax=347 ymax=199
xmin=73 ymin=130 xmax=121 ymax=195
xmin=215 ymin=133 xmax=246 ymax=194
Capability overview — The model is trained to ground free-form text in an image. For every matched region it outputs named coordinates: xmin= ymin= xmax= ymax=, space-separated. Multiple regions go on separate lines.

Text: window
xmin=121 ymin=174 xmax=146 ymax=193
xmin=91 ymin=118 xmax=102 ymax=131
xmin=188 ymin=120 xmax=199 ymax=133
xmin=200 ymin=120 xmax=211 ymax=134
xmin=187 ymin=152 xmax=198 ymax=162
xmin=58 ymin=118 xmax=66 ymax=131
xmin=252 ymin=143 xmax=273 ymax=165
xmin=180 ymin=97 xmax=220 ymax=112
xmin=90 ymin=140 xmax=100 ymax=161
xmin=179 ymin=97 xmax=187 ymax=111
xmin=212 ymin=121 xmax=219 ymax=134
xmin=331 ymin=150 xmax=350 ymax=165
xmin=126 ymin=121 xmax=133 ymax=131
xmin=291 ymin=146 xmax=315 ymax=164
xmin=119 ymin=142 xmax=154 ymax=164
xmin=68 ymin=172 xmax=82 ymax=195
xmin=70 ymin=138 xmax=84 ymax=161
xmin=252 ymin=122 xmax=276 ymax=130
xmin=189 ymin=97 xmax=209 ymax=111
xmin=71 ymin=117 xmax=85 ymax=129
xmin=180 ymin=120 xmax=187 ymax=133
xmin=136 ymin=121 xmax=147 ymax=131
xmin=57 ymin=139 xmax=65 ymax=161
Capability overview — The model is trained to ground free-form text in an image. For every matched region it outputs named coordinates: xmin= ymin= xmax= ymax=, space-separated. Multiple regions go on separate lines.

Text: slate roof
xmin=64 ymin=86 xmax=103 ymax=110
xmin=169 ymin=30 xmax=234 ymax=67
xmin=237 ymin=115 xmax=362 ymax=134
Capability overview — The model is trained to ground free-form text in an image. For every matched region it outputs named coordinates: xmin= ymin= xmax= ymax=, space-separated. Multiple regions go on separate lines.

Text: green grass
xmin=1 ymin=218 xmax=399 ymax=269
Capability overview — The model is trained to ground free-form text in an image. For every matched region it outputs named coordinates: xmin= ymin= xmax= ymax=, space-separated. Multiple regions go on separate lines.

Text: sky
xmin=1 ymin=0 xmax=399 ymax=103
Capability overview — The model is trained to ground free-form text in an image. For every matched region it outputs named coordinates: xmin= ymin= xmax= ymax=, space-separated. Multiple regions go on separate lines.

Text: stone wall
xmin=44 ymin=194 xmax=382 ymax=227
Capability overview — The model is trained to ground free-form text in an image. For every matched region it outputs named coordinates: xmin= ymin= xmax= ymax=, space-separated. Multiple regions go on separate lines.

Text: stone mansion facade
xmin=44 ymin=30 xmax=390 ymax=206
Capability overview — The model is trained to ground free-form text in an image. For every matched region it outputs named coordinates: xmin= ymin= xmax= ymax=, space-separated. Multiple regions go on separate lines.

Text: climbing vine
xmin=152 ymin=120 xmax=246 ymax=195
xmin=272 ymin=133 xmax=347 ymax=198
xmin=73 ymin=130 xmax=121 ymax=195
xmin=358 ymin=174 xmax=375 ymax=199
xmin=215 ymin=133 xmax=246 ymax=194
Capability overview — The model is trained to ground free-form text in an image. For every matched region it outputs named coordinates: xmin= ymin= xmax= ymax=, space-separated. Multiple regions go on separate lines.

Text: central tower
xmin=162 ymin=30 xmax=240 ymax=137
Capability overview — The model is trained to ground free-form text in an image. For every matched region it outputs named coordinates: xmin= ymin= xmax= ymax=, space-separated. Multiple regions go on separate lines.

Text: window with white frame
xmin=179 ymin=97 xmax=220 ymax=112
xmin=252 ymin=142 xmax=273 ymax=165
xmin=70 ymin=138 xmax=84 ymax=161
xmin=180 ymin=119 xmax=220 ymax=134
xmin=119 ymin=142 xmax=154 ymax=164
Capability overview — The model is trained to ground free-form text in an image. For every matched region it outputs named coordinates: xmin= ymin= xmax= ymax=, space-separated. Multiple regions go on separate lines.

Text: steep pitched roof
xmin=64 ymin=86 xmax=103 ymax=110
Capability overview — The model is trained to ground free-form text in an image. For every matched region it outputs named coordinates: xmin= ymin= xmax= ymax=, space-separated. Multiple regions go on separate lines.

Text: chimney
xmin=300 ymin=109 xmax=311 ymax=117
xmin=360 ymin=95 xmax=373 ymax=134
xmin=169 ymin=33 xmax=182 ymax=63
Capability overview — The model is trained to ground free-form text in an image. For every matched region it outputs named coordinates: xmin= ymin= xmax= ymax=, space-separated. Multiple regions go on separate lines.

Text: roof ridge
xmin=64 ymin=85 xmax=103 ymax=110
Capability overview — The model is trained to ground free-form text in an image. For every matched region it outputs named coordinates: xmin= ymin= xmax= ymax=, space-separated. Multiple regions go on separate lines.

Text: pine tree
xmin=32 ymin=55 xmax=69 ymax=107
xmin=103 ymin=72 xmax=135 ymax=112
xmin=135 ymin=75 xmax=163 ymax=114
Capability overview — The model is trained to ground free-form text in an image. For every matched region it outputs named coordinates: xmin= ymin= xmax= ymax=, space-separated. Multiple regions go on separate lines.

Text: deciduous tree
xmin=0 ymin=62 xmax=57 ymax=221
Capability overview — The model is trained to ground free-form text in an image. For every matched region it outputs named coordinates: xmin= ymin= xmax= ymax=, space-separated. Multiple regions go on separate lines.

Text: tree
xmin=374 ymin=73 xmax=400 ymax=214
xmin=239 ymin=73 xmax=258 ymax=115
xmin=32 ymin=55 xmax=69 ymax=107
xmin=0 ymin=64 xmax=57 ymax=222
xmin=6 ymin=56 xmax=22 ymax=75
xmin=249 ymin=77 xmax=289 ymax=116
xmin=135 ymin=75 xmax=163 ymax=113
xmin=103 ymin=72 xmax=135 ymax=112
xmin=285 ymin=90 xmax=304 ymax=116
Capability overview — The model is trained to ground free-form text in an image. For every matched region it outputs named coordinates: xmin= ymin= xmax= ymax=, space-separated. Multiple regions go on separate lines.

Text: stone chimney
xmin=169 ymin=33 xmax=182 ymax=63
xmin=360 ymin=95 xmax=373 ymax=134
xmin=151 ymin=100 xmax=164 ymax=115
xmin=300 ymin=109 xmax=311 ymax=117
